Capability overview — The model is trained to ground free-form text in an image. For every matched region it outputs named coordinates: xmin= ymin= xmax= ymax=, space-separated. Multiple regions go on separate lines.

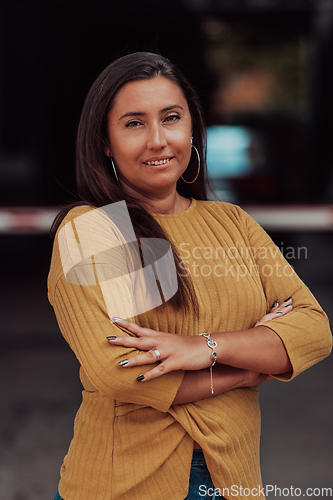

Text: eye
xmin=164 ymin=114 xmax=181 ymax=123
xmin=125 ymin=120 xmax=143 ymax=128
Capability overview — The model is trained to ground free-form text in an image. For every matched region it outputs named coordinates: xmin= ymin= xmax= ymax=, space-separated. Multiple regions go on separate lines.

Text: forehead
xmin=111 ymin=76 xmax=189 ymax=114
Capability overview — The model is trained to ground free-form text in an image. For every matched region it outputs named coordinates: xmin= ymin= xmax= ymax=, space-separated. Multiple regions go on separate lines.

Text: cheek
xmin=112 ymin=137 xmax=140 ymax=164
xmin=172 ymin=130 xmax=192 ymax=154
xmin=180 ymin=138 xmax=192 ymax=161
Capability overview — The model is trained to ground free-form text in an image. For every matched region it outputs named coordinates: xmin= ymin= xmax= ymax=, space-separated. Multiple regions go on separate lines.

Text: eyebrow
xmin=119 ymin=104 xmax=184 ymax=121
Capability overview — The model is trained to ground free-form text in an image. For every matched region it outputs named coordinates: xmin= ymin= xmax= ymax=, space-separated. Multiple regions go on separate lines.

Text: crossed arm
xmin=108 ymin=298 xmax=293 ymax=404
xmin=53 ymin=207 xmax=331 ymax=408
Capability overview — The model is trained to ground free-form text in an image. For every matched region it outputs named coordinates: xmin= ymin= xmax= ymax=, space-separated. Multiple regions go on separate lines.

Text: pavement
xmin=0 ymin=232 xmax=332 ymax=500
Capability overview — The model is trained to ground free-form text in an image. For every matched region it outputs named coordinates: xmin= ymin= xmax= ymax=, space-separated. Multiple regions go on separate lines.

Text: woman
xmin=48 ymin=52 xmax=332 ymax=500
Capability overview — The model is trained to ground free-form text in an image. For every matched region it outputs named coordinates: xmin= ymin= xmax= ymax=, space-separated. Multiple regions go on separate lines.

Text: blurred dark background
xmin=1 ymin=1 xmax=332 ymax=499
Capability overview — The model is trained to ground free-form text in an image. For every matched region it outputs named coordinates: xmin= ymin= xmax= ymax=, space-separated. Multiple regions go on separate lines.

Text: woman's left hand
xmin=107 ymin=319 xmax=212 ymax=381
xmin=254 ymin=297 xmax=293 ymax=327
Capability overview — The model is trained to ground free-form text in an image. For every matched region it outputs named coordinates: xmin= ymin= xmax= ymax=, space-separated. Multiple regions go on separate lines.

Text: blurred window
xmin=207 ymin=125 xmax=252 ymax=179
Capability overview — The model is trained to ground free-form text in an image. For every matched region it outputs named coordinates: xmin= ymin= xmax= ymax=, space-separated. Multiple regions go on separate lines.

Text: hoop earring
xmin=109 ymin=154 xmax=120 ymax=187
xmin=181 ymin=144 xmax=201 ymax=184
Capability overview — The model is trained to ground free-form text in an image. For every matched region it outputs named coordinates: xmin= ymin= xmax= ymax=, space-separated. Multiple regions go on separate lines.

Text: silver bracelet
xmin=199 ymin=333 xmax=218 ymax=394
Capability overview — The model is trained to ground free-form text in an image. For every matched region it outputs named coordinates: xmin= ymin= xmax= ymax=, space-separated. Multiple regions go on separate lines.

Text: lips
xmin=143 ymin=157 xmax=173 ymax=166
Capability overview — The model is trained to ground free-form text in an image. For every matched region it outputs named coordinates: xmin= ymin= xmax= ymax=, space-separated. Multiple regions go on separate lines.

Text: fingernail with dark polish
xmin=285 ymin=304 xmax=292 ymax=308
xmin=107 ymin=336 xmax=117 ymax=340
xmin=137 ymin=375 xmax=145 ymax=381
xmin=284 ymin=297 xmax=292 ymax=302
xmin=272 ymin=300 xmax=279 ymax=307
xmin=119 ymin=359 xmax=129 ymax=366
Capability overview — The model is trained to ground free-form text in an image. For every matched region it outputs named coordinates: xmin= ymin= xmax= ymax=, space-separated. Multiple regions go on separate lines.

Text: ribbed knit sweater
xmin=48 ymin=199 xmax=332 ymax=500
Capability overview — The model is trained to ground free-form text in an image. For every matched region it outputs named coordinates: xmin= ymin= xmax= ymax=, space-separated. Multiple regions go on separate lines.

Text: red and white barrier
xmin=244 ymin=205 xmax=333 ymax=232
xmin=0 ymin=208 xmax=58 ymax=234
xmin=0 ymin=205 xmax=333 ymax=234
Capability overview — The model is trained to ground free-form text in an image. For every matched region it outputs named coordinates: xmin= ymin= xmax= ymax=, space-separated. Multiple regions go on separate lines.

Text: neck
xmin=148 ymin=192 xmax=191 ymax=215
xmin=120 ymin=182 xmax=190 ymax=215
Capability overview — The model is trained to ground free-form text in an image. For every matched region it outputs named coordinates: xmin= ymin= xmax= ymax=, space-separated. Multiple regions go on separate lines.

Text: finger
xmin=273 ymin=306 xmax=291 ymax=317
xmin=118 ymin=349 xmax=162 ymax=368
xmin=112 ymin=318 xmax=144 ymax=336
xmin=274 ymin=299 xmax=293 ymax=313
xmin=267 ymin=308 xmax=285 ymax=318
xmin=269 ymin=302 xmax=279 ymax=314
xmin=112 ymin=318 xmax=159 ymax=339
xmin=107 ymin=335 xmax=158 ymax=351
xmin=255 ymin=308 xmax=289 ymax=326
xmin=107 ymin=335 xmax=142 ymax=347
xmin=277 ymin=303 xmax=293 ymax=313
xmin=136 ymin=360 xmax=172 ymax=382
xmin=270 ymin=297 xmax=292 ymax=312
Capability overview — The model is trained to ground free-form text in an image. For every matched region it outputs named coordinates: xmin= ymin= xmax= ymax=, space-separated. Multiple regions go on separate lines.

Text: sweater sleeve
xmin=242 ymin=208 xmax=332 ymax=380
xmin=48 ymin=205 xmax=184 ymax=411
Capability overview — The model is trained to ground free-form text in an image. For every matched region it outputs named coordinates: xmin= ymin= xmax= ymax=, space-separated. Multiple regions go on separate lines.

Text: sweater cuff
xmin=259 ymin=313 xmax=332 ymax=381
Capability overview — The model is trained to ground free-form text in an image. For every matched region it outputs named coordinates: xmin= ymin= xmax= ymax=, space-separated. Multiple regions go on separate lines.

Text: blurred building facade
xmin=0 ymin=0 xmax=333 ymax=206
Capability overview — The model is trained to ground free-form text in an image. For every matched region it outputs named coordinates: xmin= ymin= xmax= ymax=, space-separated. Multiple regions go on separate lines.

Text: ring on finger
xmin=153 ymin=349 xmax=161 ymax=361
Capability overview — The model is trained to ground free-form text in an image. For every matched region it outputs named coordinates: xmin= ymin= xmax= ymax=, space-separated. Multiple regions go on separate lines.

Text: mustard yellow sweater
xmin=48 ymin=199 xmax=332 ymax=500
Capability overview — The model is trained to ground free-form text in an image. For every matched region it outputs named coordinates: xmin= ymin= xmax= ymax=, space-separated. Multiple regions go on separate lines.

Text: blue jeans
xmin=184 ymin=450 xmax=226 ymax=499
xmin=54 ymin=450 xmax=225 ymax=500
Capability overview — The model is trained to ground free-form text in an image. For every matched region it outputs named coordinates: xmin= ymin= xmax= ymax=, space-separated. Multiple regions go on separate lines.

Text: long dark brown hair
xmin=51 ymin=52 xmax=209 ymax=313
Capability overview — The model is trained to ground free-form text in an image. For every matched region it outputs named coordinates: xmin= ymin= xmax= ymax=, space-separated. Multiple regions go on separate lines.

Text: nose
xmin=147 ymin=123 xmax=167 ymax=150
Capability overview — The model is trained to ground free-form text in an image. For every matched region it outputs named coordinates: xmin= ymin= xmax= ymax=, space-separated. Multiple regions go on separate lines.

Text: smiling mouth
xmin=144 ymin=158 xmax=173 ymax=166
